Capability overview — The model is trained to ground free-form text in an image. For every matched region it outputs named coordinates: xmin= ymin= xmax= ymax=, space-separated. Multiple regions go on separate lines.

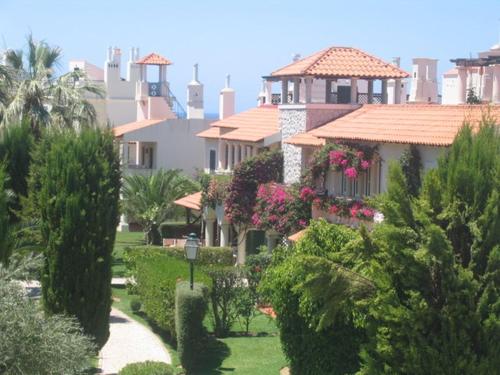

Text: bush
xmin=159 ymin=222 xmax=201 ymax=239
xmin=175 ymin=281 xmax=209 ymax=373
xmin=125 ymin=245 xmax=234 ymax=269
xmin=205 ymin=266 xmax=242 ymax=337
xmin=130 ymin=299 xmax=141 ymax=313
xmin=245 ymin=247 xmax=272 ymax=305
xmin=134 ymin=253 xmax=210 ymax=338
xmin=234 ymin=287 xmax=256 ymax=334
xmin=28 ymin=128 xmax=120 ymax=348
xmin=118 ymin=361 xmax=175 ymax=375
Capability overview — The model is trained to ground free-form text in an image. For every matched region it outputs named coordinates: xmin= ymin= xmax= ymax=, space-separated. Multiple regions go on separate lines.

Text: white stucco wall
xmin=123 ymin=118 xmax=213 ymax=176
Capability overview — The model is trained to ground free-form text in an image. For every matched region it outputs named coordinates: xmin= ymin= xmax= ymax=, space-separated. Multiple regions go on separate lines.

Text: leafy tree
xmin=122 ymin=169 xmax=199 ymax=245
xmin=28 ymin=128 xmax=120 ymax=348
xmin=399 ymin=144 xmax=422 ymax=197
xmin=1 ymin=34 xmax=102 ymax=136
xmin=0 ymin=255 xmax=95 ymax=374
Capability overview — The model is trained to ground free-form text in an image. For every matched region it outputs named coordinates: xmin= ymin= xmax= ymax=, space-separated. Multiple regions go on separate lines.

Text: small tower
xmin=127 ymin=47 xmax=141 ymax=82
xmin=409 ymin=58 xmax=438 ymax=103
xmin=187 ymin=64 xmax=204 ymax=119
xmin=104 ymin=46 xmax=122 ymax=84
xmin=219 ymin=74 xmax=235 ymax=120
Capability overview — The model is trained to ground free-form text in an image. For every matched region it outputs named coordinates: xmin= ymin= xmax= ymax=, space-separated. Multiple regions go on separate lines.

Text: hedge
xmin=175 ymin=281 xmax=209 ymax=372
xmin=134 ymin=253 xmax=211 ymax=338
xmin=118 ymin=361 xmax=175 ymax=375
xmin=159 ymin=222 xmax=201 ymax=239
xmin=124 ymin=246 xmax=233 ymax=270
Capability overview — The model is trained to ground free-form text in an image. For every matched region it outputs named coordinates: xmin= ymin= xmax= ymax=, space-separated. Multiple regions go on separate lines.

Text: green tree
xmin=0 ymin=165 xmax=12 ymax=264
xmin=399 ymin=144 xmax=422 ymax=197
xmin=28 ymin=128 xmax=120 ymax=348
xmin=122 ymin=169 xmax=199 ymax=245
xmin=0 ymin=255 xmax=96 ymax=374
xmin=1 ymin=34 xmax=102 ymax=136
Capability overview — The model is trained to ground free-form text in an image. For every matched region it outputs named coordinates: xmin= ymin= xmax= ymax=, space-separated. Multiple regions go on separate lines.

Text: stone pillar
xmin=367 ymin=80 xmax=374 ymax=104
xmin=381 ymin=80 xmax=388 ymax=104
xmin=305 ymin=77 xmax=313 ymax=104
xmin=350 ymin=77 xmax=358 ymax=104
xmin=237 ymin=228 xmax=247 ymax=265
xmin=220 ymin=223 xmax=230 ymax=247
xmin=135 ymin=141 xmax=141 ymax=166
xmin=228 ymin=144 xmax=234 ymax=169
xmin=117 ymin=214 xmax=129 ymax=232
xmin=325 ymin=79 xmax=332 ymax=103
xmin=457 ymin=66 xmax=467 ymax=104
xmin=394 ymin=79 xmax=402 ymax=104
xmin=281 ymin=79 xmax=288 ymax=104
xmin=218 ymin=141 xmax=225 ymax=170
xmin=265 ymin=81 xmax=273 ymax=105
xmin=205 ymin=218 xmax=215 ymax=246
xmin=293 ymin=78 xmax=300 ymax=104
xmin=492 ymin=65 xmax=500 ymax=104
xmin=481 ymin=66 xmax=493 ymax=102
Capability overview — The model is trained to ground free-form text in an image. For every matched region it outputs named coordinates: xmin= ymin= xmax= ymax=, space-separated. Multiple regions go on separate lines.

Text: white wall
xmin=123 ymin=118 xmax=213 ymax=176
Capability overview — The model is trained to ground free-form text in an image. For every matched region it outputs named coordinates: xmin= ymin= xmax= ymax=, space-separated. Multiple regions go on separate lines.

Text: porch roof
xmin=307 ymin=104 xmax=500 ymax=146
xmin=269 ymin=47 xmax=409 ymax=79
xmin=113 ymin=119 xmax=166 ymax=137
xmin=173 ymin=191 xmax=202 ymax=211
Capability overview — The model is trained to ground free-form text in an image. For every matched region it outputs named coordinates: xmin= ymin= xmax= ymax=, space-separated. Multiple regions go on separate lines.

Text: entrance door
xmin=337 ymin=86 xmax=351 ymax=104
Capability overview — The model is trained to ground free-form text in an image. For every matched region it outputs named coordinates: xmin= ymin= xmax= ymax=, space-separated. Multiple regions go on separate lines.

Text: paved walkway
xmin=99 ymin=307 xmax=171 ymax=374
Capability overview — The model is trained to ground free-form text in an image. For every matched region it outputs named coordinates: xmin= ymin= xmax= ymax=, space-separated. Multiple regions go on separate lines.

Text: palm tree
xmin=122 ymin=169 xmax=199 ymax=244
xmin=0 ymin=34 xmax=102 ymax=136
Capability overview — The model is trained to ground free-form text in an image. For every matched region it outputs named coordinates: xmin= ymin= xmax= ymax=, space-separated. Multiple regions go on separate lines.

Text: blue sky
xmin=1 ymin=0 xmax=499 ymax=113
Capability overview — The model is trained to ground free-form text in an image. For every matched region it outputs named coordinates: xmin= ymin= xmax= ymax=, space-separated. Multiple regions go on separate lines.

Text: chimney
xmin=219 ymin=74 xmax=235 ymax=120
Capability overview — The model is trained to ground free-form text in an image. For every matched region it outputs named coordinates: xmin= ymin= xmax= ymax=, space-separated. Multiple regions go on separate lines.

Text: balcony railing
xmin=271 ymin=92 xmax=383 ymax=105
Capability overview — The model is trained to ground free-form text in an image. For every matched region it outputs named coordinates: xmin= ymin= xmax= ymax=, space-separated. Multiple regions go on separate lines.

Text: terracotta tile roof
xmin=173 ymin=192 xmax=202 ymax=211
xmin=198 ymin=106 xmax=279 ymax=143
xmin=288 ymin=228 xmax=307 ymax=242
xmin=113 ymin=119 xmax=166 ymax=137
xmin=284 ymin=132 xmax=325 ymax=147
xmin=309 ymin=104 xmax=500 ymax=146
xmin=271 ymin=47 xmax=409 ymax=79
xmin=196 ymin=126 xmax=222 ymax=139
xmin=136 ymin=53 xmax=172 ymax=65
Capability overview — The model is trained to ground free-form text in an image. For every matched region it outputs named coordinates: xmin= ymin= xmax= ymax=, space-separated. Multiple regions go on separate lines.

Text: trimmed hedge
xmin=124 ymin=246 xmax=234 ymax=270
xmin=118 ymin=361 xmax=175 ymax=375
xmin=175 ymin=281 xmax=209 ymax=373
xmin=134 ymin=254 xmax=211 ymax=338
xmin=159 ymin=222 xmax=201 ymax=239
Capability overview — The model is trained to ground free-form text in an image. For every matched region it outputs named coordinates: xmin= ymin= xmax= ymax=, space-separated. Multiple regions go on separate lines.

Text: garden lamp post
xmin=184 ymin=233 xmax=199 ymax=290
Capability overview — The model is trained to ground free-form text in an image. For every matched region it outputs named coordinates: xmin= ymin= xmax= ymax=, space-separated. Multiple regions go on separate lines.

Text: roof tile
xmin=136 ymin=53 xmax=172 ymax=65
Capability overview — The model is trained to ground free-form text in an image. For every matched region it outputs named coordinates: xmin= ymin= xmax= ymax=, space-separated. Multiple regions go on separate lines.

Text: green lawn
xmin=111 ymin=231 xmax=287 ymax=374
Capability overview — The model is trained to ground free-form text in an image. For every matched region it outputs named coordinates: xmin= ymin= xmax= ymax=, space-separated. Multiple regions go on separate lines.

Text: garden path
xmin=98 ymin=307 xmax=171 ymax=374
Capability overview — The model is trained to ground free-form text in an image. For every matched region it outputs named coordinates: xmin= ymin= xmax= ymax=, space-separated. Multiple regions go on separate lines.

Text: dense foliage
xmin=29 ymin=128 xmax=120 ymax=348
xmin=200 ymin=173 xmax=231 ymax=208
xmin=159 ymin=222 xmax=201 ymax=240
xmin=0 ymin=256 xmax=95 ymax=374
xmin=0 ymin=166 xmax=12 ymax=264
xmin=399 ymin=144 xmax=422 ymax=196
xmin=224 ymin=150 xmax=283 ymax=225
xmin=310 ymin=193 xmax=376 ymax=221
xmin=133 ymin=253 xmax=210 ymax=338
xmin=118 ymin=361 xmax=175 ymax=375
xmin=175 ymin=281 xmax=209 ymax=373
xmin=122 ymin=169 xmax=199 ymax=245
xmin=252 ymin=183 xmax=310 ymax=235
xmin=261 ymin=220 xmax=365 ymax=375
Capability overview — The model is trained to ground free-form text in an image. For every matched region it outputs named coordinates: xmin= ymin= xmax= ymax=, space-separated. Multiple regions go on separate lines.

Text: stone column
xmin=293 ymin=78 xmax=300 ymax=104
xmin=350 ymin=77 xmax=358 ymax=104
xmin=492 ymin=64 xmax=500 ymax=104
xmin=381 ymin=79 xmax=388 ymax=104
xmin=237 ymin=228 xmax=247 ymax=265
xmin=218 ymin=141 xmax=225 ymax=170
xmin=205 ymin=218 xmax=215 ymax=246
xmin=481 ymin=66 xmax=493 ymax=102
xmin=135 ymin=141 xmax=141 ymax=166
xmin=220 ymin=223 xmax=230 ymax=247
xmin=367 ymin=80 xmax=374 ymax=104
xmin=325 ymin=79 xmax=332 ymax=103
xmin=304 ymin=77 xmax=313 ymax=104
xmin=281 ymin=79 xmax=289 ymax=104
xmin=228 ymin=144 xmax=234 ymax=169
xmin=457 ymin=66 xmax=467 ymax=104
xmin=394 ymin=79 xmax=402 ymax=104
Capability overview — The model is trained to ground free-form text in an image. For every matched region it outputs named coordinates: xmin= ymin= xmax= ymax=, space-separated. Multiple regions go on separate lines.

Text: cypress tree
xmin=29 ymin=128 xmax=120 ymax=348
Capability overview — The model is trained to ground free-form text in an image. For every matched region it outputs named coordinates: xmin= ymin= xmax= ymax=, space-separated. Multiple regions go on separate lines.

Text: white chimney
xmin=187 ymin=63 xmax=204 ymax=119
xmin=219 ymin=74 xmax=235 ymax=120
xmin=409 ymin=58 xmax=438 ymax=103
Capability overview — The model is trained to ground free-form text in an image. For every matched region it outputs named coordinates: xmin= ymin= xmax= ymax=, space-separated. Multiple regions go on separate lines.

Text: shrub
xmin=245 ymin=247 xmax=272 ymax=305
xmin=175 ymin=281 xmax=209 ymax=373
xmin=134 ymin=253 xmax=210 ymax=338
xmin=28 ymin=128 xmax=120 ymax=348
xmin=118 ymin=361 xmax=175 ymax=375
xmin=159 ymin=222 xmax=201 ymax=239
xmin=0 ymin=166 xmax=12 ymax=264
xmin=234 ymin=287 xmax=256 ymax=334
xmin=130 ymin=298 xmax=141 ymax=313
xmin=205 ymin=266 xmax=242 ymax=337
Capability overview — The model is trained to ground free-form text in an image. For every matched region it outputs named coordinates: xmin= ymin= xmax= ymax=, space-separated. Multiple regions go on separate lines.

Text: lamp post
xmin=184 ymin=233 xmax=199 ymax=290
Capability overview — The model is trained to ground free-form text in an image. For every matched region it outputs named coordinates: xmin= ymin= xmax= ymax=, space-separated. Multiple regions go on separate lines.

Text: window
xmin=209 ymin=150 xmax=216 ymax=171
xmin=364 ymin=168 xmax=371 ymax=196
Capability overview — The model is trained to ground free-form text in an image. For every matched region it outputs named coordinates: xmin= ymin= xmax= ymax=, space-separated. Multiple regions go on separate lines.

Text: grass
xmin=111 ymin=231 xmax=287 ymax=374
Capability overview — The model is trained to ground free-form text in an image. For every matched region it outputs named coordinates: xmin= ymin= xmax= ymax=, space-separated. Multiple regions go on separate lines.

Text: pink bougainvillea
xmin=344 ymin=167 xmax=358 ymax=180
xmin=361 ymin=160 xmax=371 ymax=170
xmin=299 ymin=186 xmax=315 ymax=202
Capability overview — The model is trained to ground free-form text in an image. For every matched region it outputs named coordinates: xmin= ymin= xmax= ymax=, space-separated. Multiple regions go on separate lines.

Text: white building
xmin=442 ymin=43 xmax=500 ymax=104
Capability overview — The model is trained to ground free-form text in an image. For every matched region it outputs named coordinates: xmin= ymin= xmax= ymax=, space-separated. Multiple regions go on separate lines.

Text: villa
xmin=174 ymin=44 xmax=500 ymax=264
